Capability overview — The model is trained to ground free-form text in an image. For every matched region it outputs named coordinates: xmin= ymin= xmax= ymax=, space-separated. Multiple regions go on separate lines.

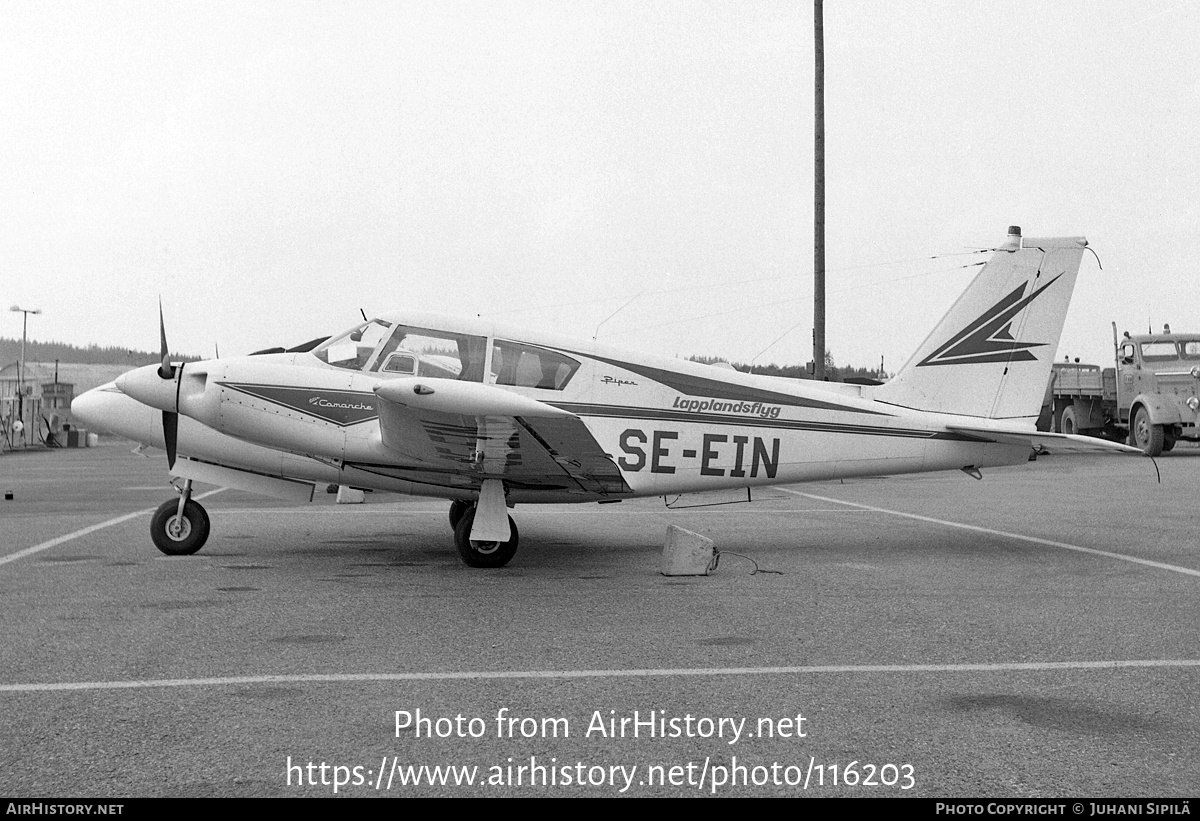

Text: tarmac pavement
xmin=1 ymin=439 xmax=1197 ymax=797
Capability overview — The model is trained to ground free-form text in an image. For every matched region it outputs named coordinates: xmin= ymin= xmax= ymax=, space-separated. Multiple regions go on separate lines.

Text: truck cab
xmin=1116 ymin=329 xmax=1200 ymax=454
xmin=1041 ymin=325 xmax=1200 ymax=455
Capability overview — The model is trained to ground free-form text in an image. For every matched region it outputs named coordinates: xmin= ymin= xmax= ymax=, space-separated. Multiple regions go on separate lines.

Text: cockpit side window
xmin=1182 ymin=341 xmax=1200 ymax=360
xmin=372 ymin=326 xmax=487 ymax=381
xmin=312 ymin=320 xmax=488 ymax=380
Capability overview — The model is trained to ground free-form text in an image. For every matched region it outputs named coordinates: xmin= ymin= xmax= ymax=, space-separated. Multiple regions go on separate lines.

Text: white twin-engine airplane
xmin=73 ymin=227 xmax=1140 ymax=567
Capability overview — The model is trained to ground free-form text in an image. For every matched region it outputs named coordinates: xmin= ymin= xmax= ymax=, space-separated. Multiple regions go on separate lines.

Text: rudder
xmin=873 ymin=226 xmax=1087 ymax=422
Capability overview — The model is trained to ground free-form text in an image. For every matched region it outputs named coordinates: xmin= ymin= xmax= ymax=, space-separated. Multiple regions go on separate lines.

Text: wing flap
xmin=372 ymin=381 xmax=630 ymax=495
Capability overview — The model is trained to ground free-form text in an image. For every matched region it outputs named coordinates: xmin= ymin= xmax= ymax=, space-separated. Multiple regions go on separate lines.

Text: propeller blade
xmin=158 ymin=301 xmax=174 ymax=379
xmin=162 ymin=410 xmax=178 ymax=470
xmin=157 ymin=302 xmax=180 ymax=468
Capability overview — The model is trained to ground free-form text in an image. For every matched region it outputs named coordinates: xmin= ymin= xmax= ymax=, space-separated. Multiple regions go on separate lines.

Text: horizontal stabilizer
xmin=947 ymin=425 xmax=1145 ymax=456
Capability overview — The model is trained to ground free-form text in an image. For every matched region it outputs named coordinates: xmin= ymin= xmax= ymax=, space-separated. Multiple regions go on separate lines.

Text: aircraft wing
xmin=947 ymin=424 xmax=1146 ymax=455
xmin=363 ymin=378 xmax=630 ymax=496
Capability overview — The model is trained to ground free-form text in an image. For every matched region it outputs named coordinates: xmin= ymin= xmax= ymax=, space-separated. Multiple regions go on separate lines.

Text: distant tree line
xmin=0 ymin=337 xmax=195 ymax=367
xmin=688 ymin=353 xmax=889 ymax=383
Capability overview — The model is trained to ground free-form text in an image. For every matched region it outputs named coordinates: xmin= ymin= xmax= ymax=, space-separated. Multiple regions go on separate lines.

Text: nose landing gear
xmin=150 ymin=479 xmax=210 ymax=556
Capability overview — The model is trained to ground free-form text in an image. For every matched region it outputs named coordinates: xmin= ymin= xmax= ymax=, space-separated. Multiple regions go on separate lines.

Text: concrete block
xmin=660 ymin=525 xmax=715 ymax=576
xmin=335 ymin=486 xmax=365 ymax=504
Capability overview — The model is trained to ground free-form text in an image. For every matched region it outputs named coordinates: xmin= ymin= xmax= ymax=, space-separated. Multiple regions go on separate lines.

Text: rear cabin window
xmin=491 ymin=341 xmax=580 ymax=390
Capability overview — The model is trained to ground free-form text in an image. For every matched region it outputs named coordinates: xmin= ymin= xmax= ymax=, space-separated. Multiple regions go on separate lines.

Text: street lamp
xmin=9 ymin=305 xmax=42 ymax=441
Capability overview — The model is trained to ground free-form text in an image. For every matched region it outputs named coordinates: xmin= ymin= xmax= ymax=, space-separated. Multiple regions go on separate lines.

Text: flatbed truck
xmin=1040 ymin=324 xmax=1200 ymax=455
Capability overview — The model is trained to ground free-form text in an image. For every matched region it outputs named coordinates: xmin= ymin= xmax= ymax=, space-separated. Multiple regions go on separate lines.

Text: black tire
xmin=150 ymin=499 xmax=210 ymax=556
xmin=448 ymin=500 xmax=471 ymax=530
xmin=453 ymin=509 xmax=518 ymax=568
xmin=1132 ymin=405 xmax=1164 ymax=456
xmin=1060 ymin=406 xmax=1078 ymax=436
xmin=1163 ymin=430 xmax=1176 ymax=452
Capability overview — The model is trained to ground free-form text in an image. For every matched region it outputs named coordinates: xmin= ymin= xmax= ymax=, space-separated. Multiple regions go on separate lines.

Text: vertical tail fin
xmin=873 ymin=226 xmax=1087 ymax=422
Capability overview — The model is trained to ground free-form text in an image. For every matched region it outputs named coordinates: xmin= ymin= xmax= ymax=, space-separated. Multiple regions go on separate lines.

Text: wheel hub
xmin=167 ymin=516 xmax=191 ymax=541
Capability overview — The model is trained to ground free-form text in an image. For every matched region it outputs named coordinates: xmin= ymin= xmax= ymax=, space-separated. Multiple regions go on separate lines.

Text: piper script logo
xmin=917 ymin=274 xmax=1062 ymax=367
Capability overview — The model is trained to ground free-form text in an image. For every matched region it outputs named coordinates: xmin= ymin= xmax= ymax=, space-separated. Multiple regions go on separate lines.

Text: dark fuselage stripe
xmin=549 ymin=403 xmax=991 ymax=442
xmin=213 ymin=381 xmax=986 ymax=443
xmin=554 ymin=349 xmax=891 ymax=415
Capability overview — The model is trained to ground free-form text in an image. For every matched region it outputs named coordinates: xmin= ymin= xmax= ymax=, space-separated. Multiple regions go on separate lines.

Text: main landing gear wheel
xmin=1132 ymin=405 xmax=1164 ymax=456
xmin=448 ymin=500 xmax=471 ymax=530
xmin=453 ymin=508 xmax=519 ymax=568
xmin=150 ymin=498 xmax=210 ymax=556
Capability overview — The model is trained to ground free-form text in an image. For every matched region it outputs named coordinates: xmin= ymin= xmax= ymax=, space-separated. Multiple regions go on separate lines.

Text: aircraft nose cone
xmin=116 ymin=363 xmax=178 ymax=413
xmin=71 ymin=381 xmax=162 ymax=444
xmin=70 ymin=384 xmax=110 ymax=430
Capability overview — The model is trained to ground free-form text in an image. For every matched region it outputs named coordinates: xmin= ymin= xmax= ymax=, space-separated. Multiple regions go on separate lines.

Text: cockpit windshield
xmin=313 ymin=319 xmax=487 ymax=382
xmin=313 ymin=320 xmax=394 ymax=370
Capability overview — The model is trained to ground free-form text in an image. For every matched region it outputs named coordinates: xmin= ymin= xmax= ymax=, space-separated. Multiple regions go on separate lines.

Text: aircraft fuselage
xmin=82 ymin=318 xmax=1029 ymax=507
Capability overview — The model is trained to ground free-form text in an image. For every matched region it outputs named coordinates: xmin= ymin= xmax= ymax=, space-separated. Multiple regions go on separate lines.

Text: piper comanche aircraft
xmin=73 ymin=227 xmax=1139 ymax=567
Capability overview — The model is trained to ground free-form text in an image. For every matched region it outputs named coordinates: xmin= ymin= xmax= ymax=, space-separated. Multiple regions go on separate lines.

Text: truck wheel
xmin=1060 ymin=406 xmax=1078 ymax=436
xmin=1132 ymin=406 xmax=1164 ymax=456
xmin=1163 ymin=430 xmax=1176 ymax=452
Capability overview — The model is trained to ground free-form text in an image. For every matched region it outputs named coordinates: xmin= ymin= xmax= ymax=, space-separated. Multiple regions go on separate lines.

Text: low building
xmin=0 ymin=361 xmax=133 ymax=446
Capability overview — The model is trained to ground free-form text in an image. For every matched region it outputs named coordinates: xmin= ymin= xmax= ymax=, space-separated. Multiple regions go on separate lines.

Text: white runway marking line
xmin=680 ymin=508 xmax=876 ymax=515
xmin=780 ymin=488 xmax=1200 ymax=579
xmin=0 ymin=488 xmax=227 ymax=567
xmin=3 ymin=659 xmax=1199 ymax=693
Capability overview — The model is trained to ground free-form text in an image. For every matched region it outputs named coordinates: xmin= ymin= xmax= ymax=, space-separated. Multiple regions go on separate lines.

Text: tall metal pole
xmin=10 ymin=306 xmax=42 ymax=430
xmin=18 ymin=312 xmax=26 ymax=420
xmin=813 ymin=0 xmax=826 ymax=380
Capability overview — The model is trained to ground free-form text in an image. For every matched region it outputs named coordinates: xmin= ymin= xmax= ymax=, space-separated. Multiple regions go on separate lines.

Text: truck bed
xmin=1050 ymin=364 xmax=1105 ymax=396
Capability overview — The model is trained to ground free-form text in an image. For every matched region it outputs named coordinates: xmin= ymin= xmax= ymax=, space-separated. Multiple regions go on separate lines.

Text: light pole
xmin=9 ymin=305 xmax=42 ymax=440
xmin=813 ymin=0 xmax=826 ymax=381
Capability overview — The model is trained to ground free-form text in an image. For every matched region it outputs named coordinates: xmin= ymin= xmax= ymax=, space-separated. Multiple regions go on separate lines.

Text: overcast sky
xmin=3 ymin=1 xmax=1197 ymax=370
